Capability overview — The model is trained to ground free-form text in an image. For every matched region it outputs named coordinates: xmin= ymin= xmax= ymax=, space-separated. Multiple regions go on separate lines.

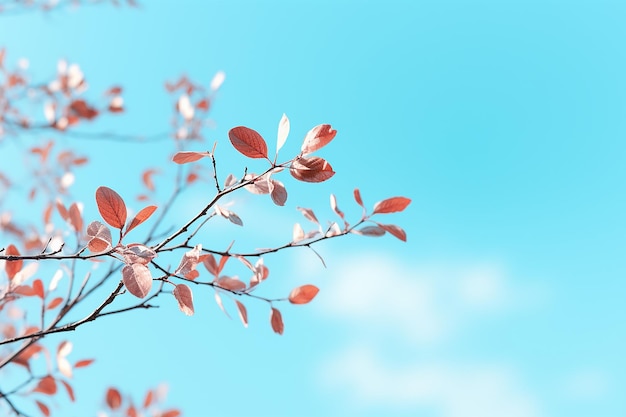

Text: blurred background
xmin=0 ymin=1 xmax=625 ymax=416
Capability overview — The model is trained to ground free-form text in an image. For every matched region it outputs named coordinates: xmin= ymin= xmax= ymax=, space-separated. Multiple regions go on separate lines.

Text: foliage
xmin=0 ymin=3 xmax=410 ymax=416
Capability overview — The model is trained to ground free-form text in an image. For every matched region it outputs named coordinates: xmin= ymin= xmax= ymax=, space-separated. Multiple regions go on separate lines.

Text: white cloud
xmin=304 ymin=251 xmax=546 ymax=417
xmin=319 ymin=345 xmax=543 ymax=417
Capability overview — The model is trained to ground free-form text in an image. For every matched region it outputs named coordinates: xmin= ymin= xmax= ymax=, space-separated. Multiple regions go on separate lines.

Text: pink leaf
xmin=270 ymin=307 xmax=284 ymax=335
xmin=172 ymin=151 xmax=210 ymax=164
xmin=290 ymin=156 xmax=335 ymax=183
xmin=174 ymin=245 xmax=201 ymax=276
xmin=95 ymin=186 xmax=127 ymax=229
xmin=288 ymin=284 xmax=319 ymax=305
xmin=296 ymin=207 xmax=320 ymax=225
xmin=269 ymin=179 xmax=287 ymax=206
xmin=330 ymin=194 xmax=344 ymax=220
xmin=235 ymin=300 xmax=248 ymax=328
xmin=201 ymin=253 xmax=219 ymax=276
xmin=121 ymin=264 xmax=152 ymax=298
xmin=301 ymin=124 xmax=337 ymax=155
xmin=119 ymin=244 xmax=157 ymax=265
xmin=125 ymin=205 xmax=157 ymax=235
xmin=68 ymin=202 xmax=83 ymax=233
xmin=173 ymin=284 xmax=194 ymax=316
xmin=372 ymin=196 xmax=411 ymax=214
xmin=228 ymin=126 xmax=268 ymax=159
xmin=86 ymin=221 xmax=112 ymax=253
xmin=214 ymin=291 xmax=231 ymax=318
xmin=292 ymin=223 xmax=304 ymax=242
xmin=353 ymin=188 xmax=365 ymax=208
xmin=216 ymin=276 xmax=246 ymax=292
xmin=377 ymin=223 xmax=407 ymax=242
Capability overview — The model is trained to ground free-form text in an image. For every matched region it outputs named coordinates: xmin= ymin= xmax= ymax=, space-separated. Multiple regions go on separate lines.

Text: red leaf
xmin=33 ymin=279 xmax=44 ymax=299
xmin=235 ymin=300 xmax=248 ymax=328
xmin=121 ymin=264 xmax=153 ymax=298
xmin=35 ymin=401 xmax=50 ymax=417
xmin=196 ymin=98 xmax=210 ymax=111
xmin=269 ymin=179 xmax=287 ymax=206
xmin=34 ymin=376 xmax=57 ymax=395
xmin=125 ymin=205 xmax=157 ymax=235
xmin=173 ymin=284 xmax=194 ymax=316
xmin=96 ymin=186 xmax=127 ymax=229
xmin=74 ymin=359 xmax=95 ymax=368
xmin=301 ymin=124 xmax=337 ymax=155
xmin=46 ymin=297 xmax=63 ymax=310
xmin=288 ymin=284 xmax=319 ymax=305
xmin=162 ymin=410 xmax=181 ymax=417
xmin=106 ymin=387 xmax=122 ymax=410
xmin=296 ymin=207 xmax=320 ymax=225
xmin=60 ymin=379 xmax=75 ymax=402
xmin=69 ymin=99 xmax=98 ymax=120
xmin=270 ymin=307 xmax=284 ymax=335
xmin=378 ymin=223 xmax=407 ymax=242
xmin=354 ymin=188 xmax=365 ymax=208
xmin=172 ymin=151 xmax=210 ymax=164
xmin=5 ymin=244 xmax=22 ymax=280
xmin=372 ymin=196 xmax=411 ymax=214
xmin=68 ymin=202 xmax=83 ymax=232
xmin=228 ymin=126 xmax=268 ymax=159
xmin=201 ymin=253 xmax=219 ymax=276
xmin=290 ymin=156 xmax=335 ymax=183
xmin=142 ymin=169 xmax=159 ymax=191
xmin=216 ymin=276 xmax=246 ymax=292
xmin=330 ymin=194 xmax=345 ymax=220
xmin=143 ymin=390 xmax=154 ymax=408
xmin=13 ymin=285 xmax=36 ymax=297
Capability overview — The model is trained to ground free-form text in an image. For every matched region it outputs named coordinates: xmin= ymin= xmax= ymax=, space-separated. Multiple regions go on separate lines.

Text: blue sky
xmin=1 ymin=1 xmax=625 ymax=416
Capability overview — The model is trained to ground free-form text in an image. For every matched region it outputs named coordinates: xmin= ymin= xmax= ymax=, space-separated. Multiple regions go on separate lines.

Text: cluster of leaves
xmin=0 ymin=27 xmax=409 ymax=417
xmin=102 ymin=385 xmax=180 ymax=417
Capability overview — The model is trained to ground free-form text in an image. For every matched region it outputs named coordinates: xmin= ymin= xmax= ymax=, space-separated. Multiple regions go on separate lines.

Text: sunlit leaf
xmin=121 ymin=264 xmax=152 ymax=298
xmin=172 ymin=151 xmax=210 ymax=164
xmin=270 ymin=307 xmax=284 ymax=335
xmin=276 ymin=113 xmax=290 ymax=153
xmin=95 ymin=186 xmax=127 ymax=229
xmin=173 ymin=284 xmax=194 ymax=316
xmin=290 ymin=156 xmax=335 ymax=183
xmin=372 ymin=196 xmax=411 ymax=214
xmin=300 ymin=124 xmax=337 ymax=155
xmin=288 ymin=284 xmax=319 ymax=305
xmin=228 ymin=126 xmax=268 ymax=159
xmin=125 ymin=205 xmax=157 ymax=235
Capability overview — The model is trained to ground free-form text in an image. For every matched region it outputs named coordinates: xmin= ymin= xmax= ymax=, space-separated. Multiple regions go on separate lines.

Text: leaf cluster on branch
xmin=0 ymin=14 xmax=410 ymax=417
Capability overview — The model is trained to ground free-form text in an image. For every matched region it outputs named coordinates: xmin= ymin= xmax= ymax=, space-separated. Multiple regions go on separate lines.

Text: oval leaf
xmin=125 ymin=205 xmax=157 ymax=235
xmin=372 ymin=196 xmax=411 ymax=214
xmin=121 ymin=264 xmax=152 ymax=298
xmin=95 ymin=186 xmax=127 ymax=229
xmin=106 ymin=387 xmax=122 ymax=410
xmin=301 ymin=124 xmax=337 ymax=155
xmin=354 ymin=225 xmax=386 ymax=237
xmin=269 ymin=179 xmax=287 ymax=206
xmin=5 ymin=244 xmax=22 ymax=280
xmin=172 ymin=151 xmax=209 ymax=164
xmin=288 ymin=284 xmax=319 ymax=305
xmin=173 ymin=284 xmax=194 ymax=316
xmin=378 ymin=223 xmax=407 ymax=242
xmin=290 ymin=156 xmax=335 ymax=183
xmin=228 ymin=126 xmax=268 ymax=159
xmin=270 ymin=307 xmax=284 ymax=335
